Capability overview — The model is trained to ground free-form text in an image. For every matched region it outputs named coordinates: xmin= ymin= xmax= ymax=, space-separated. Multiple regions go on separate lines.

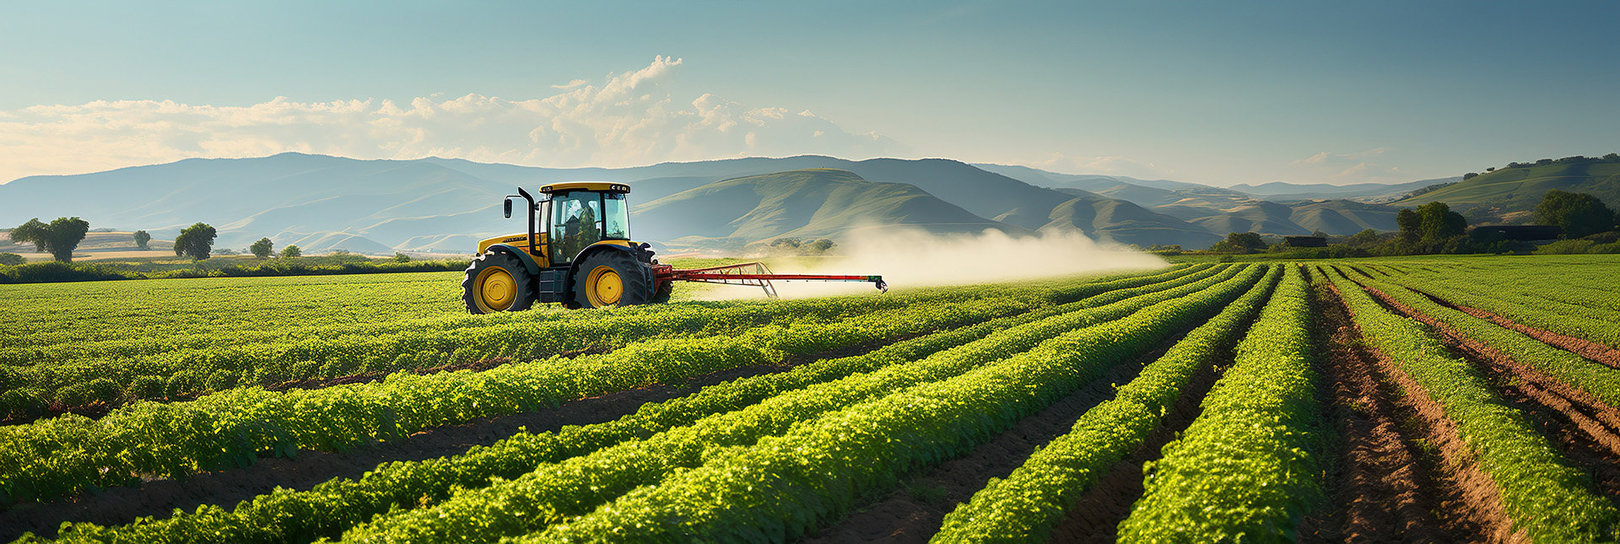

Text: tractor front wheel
xmin=462 ymin=252 xmax=535 ymax=314
xmin=573 ymin=251 xmax=654 ymax=309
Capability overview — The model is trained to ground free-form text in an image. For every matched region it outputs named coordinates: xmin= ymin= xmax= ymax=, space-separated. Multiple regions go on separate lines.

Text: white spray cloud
xmin=694 ymin=227 xmax=1169 ymax=300
xmin=0 ymin=56 xmax=903 ymax=182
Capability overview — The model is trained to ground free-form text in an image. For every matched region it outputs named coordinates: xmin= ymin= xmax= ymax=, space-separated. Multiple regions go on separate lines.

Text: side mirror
xmin=503 ymin=198 xmax=513 ymax=219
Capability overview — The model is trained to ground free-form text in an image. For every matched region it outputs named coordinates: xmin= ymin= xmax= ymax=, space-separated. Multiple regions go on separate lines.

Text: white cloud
xmin=0 ymin=56 xmax=902 ymax=182
xmin=1289 ymin=147 xmax=1402 ymax=183
xmin=1020 ymin=152 xmax=1170 ymax=179
xmin=1292 ymin=147 xmax=1387 ymax=166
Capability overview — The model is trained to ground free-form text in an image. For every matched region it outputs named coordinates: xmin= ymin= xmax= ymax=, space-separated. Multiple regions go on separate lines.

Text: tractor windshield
xmin=550 ymin=191 xmax=631 ymax=264
xmin=603 ymin=193 xmax=629 ymax=240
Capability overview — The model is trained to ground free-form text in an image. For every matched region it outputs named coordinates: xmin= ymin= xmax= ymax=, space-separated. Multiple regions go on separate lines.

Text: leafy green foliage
xmin=9 ymin=217 xmax=90 ymax=262
xmin=1536 ymin=189 xmax=1617 ymax=238
xmin=249 ymin=237 xmax=274 ymax=259
xmin=933 ymin=265 xmax=1281 ymax=542
xmin=132 ymin=230 xmax=150 ymax=249
xmin=524 ymin=266 xmax=1263 ymax=542
xmin=1118 ymin=265 xmax=1325 ymax=541
xmin=173 ymin=222 xmax=217 ymax=260
xmin=1324 ymin=266 xmax=1620 ymax=541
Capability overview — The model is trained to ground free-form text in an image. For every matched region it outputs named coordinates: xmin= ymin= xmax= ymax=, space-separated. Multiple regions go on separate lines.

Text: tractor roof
xmin=539 ymin=182 xmax=630 ymax=194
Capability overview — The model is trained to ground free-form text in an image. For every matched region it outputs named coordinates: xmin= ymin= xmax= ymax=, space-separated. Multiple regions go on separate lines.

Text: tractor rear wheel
xmin=462 ymin=252 xmax=535 ymax=314
xmin=573 ymin=250 xmax=654 ymax=309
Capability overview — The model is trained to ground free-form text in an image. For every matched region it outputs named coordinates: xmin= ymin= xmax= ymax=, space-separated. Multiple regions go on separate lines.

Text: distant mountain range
xmin=0 ymin=153 xmax=1603 ymax=254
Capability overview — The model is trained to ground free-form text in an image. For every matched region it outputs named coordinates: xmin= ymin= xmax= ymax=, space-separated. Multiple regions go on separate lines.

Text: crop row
xmin=1323 ymin=266 xmax=1620 ymax=541
xmin=930 ymin=264 xmax=1281 ymax=542
xmin=37 ymin=287 xmax=1094 ymax=544
xmin=1372 ymin=269 xmax=1620 ymax=349
xmin=0 ymin=265 xmax=1209 ymax=419
xmin=329 ymin=264 xmax=1261 ymax=543
xmin=0 ymin=288 xmax=968 ymax=417
xmin=0 ymin=264 xmax=1218 ymax=507
xmin=1347 ymin=269 xmax=1620 ymax=408
xmin=0 ymin=273 xmax=460 ymax=350
xmin=0 ymin=294 xmax=1029 ymax=506
xmin=1116 ymin=265 xmax=1325 ymax=540
xmin=36 ymin=264 xmax=1241 ymax=543
xmin=513 ymin=265 xmax=1264 ymax=543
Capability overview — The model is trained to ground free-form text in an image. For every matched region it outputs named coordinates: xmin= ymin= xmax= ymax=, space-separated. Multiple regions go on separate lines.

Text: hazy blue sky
xmin=2 ymin=0 xmax=1616 ymax=185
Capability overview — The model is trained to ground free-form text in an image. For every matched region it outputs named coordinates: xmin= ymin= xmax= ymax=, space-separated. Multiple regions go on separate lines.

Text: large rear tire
xmin=573 ymin=250 xmax=654 ymax=309
xmin=462 ymin=252 xmax=535 ymax=314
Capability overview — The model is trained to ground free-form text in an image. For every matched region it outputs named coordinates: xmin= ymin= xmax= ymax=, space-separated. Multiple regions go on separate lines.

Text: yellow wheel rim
xmin=476 ymin=266 xmax=516 ymax=311
xmin=586 ymin=265 xmax=622 ymax=307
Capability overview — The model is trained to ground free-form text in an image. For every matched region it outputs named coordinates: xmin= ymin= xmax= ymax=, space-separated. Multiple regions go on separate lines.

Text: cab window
xmin=550 ymin=191 xmax=602 ymax=264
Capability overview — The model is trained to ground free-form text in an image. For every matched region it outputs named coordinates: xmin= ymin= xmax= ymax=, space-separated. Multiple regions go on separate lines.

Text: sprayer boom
xmin=653 ymin=262 xmax=886 ymax=299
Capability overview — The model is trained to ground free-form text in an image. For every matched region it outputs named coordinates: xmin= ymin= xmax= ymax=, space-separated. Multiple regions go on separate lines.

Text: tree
xmin=1463 ymin=172 xmax=1479 ymax=180
xmin=1536 ymin=190 xmax=1616 ymax=238
xmin=0 ymin=253 xmax=23 ymax=266
xmin=173 ymin=223 xmax=217 ymax=260
xmin=133 ymin=230 xmax=151 ymax=249
xmin=1415 ymin=202 xmax=1467 ymax=240
xmin=280 ymin=245 xmax=301 ymax=258
xmin=9 ymin=218 xmax=48 ymax=251
xmin=43 ymin=217 xmax=90 ymax=262
xmin=1347 ymin=229 xmax=1381 ymax=247
xmin=1210 ymin=232 xmax=1265 ymax=253
xmin=11 ymin=217 xmax=89 ymax=262
xmin=393 ymin=252 xmax=411 ymax=263
xmin=250 ymin=237 xmax=274 ymax=259
xmin=808 ymin=239 xmax=835 ymax=253
xmin=1396 ymin=209 xmax=1420 ymax=240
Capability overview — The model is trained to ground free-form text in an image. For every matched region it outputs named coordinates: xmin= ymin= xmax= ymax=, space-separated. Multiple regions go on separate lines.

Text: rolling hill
xmin=5 ymin=152 xmax=1576 ymax=254
xmin=0 ymin=153 xmax=1226 ymax=253
xmin=1394 ymin=157 xmax=1620 ymax=222
xmin=633 ymin=169 xmax=1023 ymax=252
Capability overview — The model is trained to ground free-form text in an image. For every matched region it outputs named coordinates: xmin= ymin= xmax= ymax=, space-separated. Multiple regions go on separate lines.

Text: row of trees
xmin=1207 ymin=189 xmax=1617 ymax=257
xmin=7 ymin=219 xmax=302 ymax=263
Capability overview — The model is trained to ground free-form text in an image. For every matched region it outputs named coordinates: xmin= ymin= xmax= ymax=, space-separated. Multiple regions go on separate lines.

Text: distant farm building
xmin=1471 ymin=225 xmax=1562 ymax=241
xmin=1283 ymin=236 xmax=1327 ymax=248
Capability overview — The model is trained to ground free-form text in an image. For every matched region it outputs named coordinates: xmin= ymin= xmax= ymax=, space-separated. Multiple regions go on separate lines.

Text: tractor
xmin=462 ymin=182 xmax=886 ymax=313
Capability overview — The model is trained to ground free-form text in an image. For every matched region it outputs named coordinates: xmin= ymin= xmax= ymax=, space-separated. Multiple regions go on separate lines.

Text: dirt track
xmin=1302 ymin=282 xmax=1488 ymax=543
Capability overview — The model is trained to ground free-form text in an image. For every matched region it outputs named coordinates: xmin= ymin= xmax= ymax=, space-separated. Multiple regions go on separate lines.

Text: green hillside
xmin=1396 ymin=156 xmax=1620 ymax=220
xmin=1040 ymin=195 xmax=1222 ymax=248
xmin=632 ymin=169 xmax=1021 ymax=251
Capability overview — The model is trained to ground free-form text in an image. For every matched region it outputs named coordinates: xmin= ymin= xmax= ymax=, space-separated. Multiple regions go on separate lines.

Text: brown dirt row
xmin=1334 ymin=283 xmax=1525 ymax=543
xmin=1301 ymin=282 xmax=1486 ymax=543
xmin=1396 ymin=285 xmax=1620 ymax=370
xmin=1468 ymin=355 xmax=1620 ymax=508
xmin=0 ymin=334 xmax=912 ymax=541
xmin=1360 ymin=286 xmax=1620 ymax=446
xmin=800 ymin=330 xmax=1192 ymax=544
xmin=1045 ymin=346 xmax=1223 ymax=543
xmin=1352 ymin=285 xmax=1620 ymax=512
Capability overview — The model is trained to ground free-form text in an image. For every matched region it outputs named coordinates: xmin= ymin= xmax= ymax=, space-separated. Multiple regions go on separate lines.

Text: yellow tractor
xmin=463 ymin=182 xmax=886 ymax=313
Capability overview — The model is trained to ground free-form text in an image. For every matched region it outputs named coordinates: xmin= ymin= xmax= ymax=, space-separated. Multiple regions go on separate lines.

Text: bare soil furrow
xmin=1337 ymin=283 xmax=1523 ymax=543
xmin=1361 ymin=286 xmax=1620 ymax=445
xmin=801 ymin=333 xmax=1190 ymax=544
xmin=1395 ymin=284 xmax=1620 ymax=370
xmin=1299 ymin=282 xmax=1467 ymax=542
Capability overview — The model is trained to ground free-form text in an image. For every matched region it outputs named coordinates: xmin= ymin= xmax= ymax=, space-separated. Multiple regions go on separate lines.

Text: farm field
xmin=0 ymin=256 xmax=1617 ymax=543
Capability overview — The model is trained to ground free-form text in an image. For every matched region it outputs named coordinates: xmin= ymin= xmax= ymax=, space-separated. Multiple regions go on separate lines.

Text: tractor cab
xmin=464 ymin=182 xmax=667 ymax=313
xmin=542 ymin=183 xmax=632 ymax=266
